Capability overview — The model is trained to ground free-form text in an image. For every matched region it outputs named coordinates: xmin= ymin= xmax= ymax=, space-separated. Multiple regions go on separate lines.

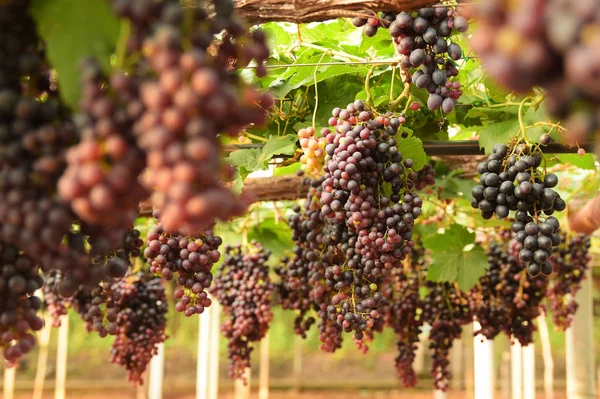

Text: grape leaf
xmin=258 ymin=135 xmax=298 ymax=164
xmin=273 ymin=163 xmax=302 ymax=176
xmin=248 ymin=218 xmax=295 ymax=264
xmin=424 ymin=224 xmax=488 ymax=291
xmin=550 ymin=154 xmax=596 ymax=170
xmin=228 ymin=148 xmax=263 ymax=173
xmin=30 ymin=0 xmax=120 ymax=109
xmin=397 ymin=137 xmax=427 ymax=171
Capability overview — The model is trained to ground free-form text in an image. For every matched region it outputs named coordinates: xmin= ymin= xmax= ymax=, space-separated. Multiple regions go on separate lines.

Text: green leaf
xmin=424 ymin=224 xmax=488 ymax=291
xmin=30 ymin=0 xmax=120 ymax=108
xmin=309 ymin=76 xmax=363 ymax=128
xmin=248 ymin=218 xmax=295 ymax=263
xmin=397 ymin=137 xmax=427 ymax=171
xmin=258 ymin=135 xmax=298 ymax=164
xmin=273 ymin=163 xmax=302 ymax=176
xmin=551 ymin=154 xmax=596 ymax=170
xmin=228 ymin=148 xmax=263 ymax=173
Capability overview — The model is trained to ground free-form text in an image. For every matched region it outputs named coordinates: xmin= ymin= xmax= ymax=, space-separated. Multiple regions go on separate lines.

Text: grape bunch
xmin=320 ymin=100 xmax=428 ymax=338
xmin=546 ymin=233 xmax=591 ymax=330
xmin=119 ymin=0 xmax=272 ymax=235
xmin=353 ymin=7 xmax=469 ymax=112
xmin=58 ymin=60 xmax=147 ymax=229
xmin=471 ymin=142 xmax=565 ymax=275
xmin=0 ymin=244 xmax=44 ymax=366
xmin=471 ymin=0 xmax=600 ymax=143
xmin=144 ymin=217 xmax=222 ymax=316
xmin=211 ymin=242 xmax=274 ymax=381
xmin=298 ymin=127 xmax=328 ymax=177
xmin=109 ymin=273 xmax=168 ymax=384
xmin=422 ymin=281 xmax=472 ymax=391
xmin=389 ymin=250 xmax=424 ymax=388
xmin=470 ymin=234 xmax=548 ymax=346
xmin=42 ymin=271 xmax=69 ymax=328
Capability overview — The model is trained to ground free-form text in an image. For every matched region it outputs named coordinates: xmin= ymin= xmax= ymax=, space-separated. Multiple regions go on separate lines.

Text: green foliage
xmin=424 ymin=224 xmax=488 ymax=291
xmin=228 ymin=134 xmax=298 ymax=184
xmin=30 ymin=0 xmax=120 ymax=108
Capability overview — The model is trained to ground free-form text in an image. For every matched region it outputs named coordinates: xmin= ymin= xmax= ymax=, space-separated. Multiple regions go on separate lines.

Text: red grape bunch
xmin=58 ymin=60 xmax=147 ymax=230
xmin=122 ymin=0 xmax=272 ymax=235
xmin=470 ymin=233 xmax=549 ymax=346
xmin=389 ymin=245 xmax=424 ymax=388
xmin=212 ymin=242 xmax=274 ymax=381
xmin=353 ymin=7 xmax=469 ymax=112
xmin=423 ymin=282 xmax=472 ymax=391
xmin=546 ymin=233 xmax=591 ymax=330
xmin=109 ymin=272 xmax=168 ymax=384
xmin=320 ymin=100 xmax=428 ymax=339
xmin=471 ymin=142 xmax=565 ymax=275
xmin=144 ymin=215 xmax=222 ymax=316
xmin=0 ymin=244 xmax=44 ymax=366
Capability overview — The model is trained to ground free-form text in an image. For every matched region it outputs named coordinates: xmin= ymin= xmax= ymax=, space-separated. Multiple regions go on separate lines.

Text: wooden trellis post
xmin=566 ymin=268 xmax=596 ymax=399
xmin=473 ymin=321 xmax=494 ymax=399
xmin=511 ymin=339 xmax=523 ymax=399
xmin=3 ymin=366 xmax=16 ymax=399
xmin=522 ymin=344 xmax=535 ymax=399
xmin=32 ymin=313 xmax=53 ymax=399
xmin=148 ymin=343 xmax=165 ymax=399
xmin=259 ymin=332 xmax=270 ymax=399
xmin=54 ymin=314 xmax=69 ymax=399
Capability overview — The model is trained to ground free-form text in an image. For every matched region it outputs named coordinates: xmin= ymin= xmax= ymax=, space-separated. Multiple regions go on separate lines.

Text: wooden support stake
xmin=566 ymin=268 xmax=596 ymax=399
xmin=234 ymin=369 xmax=251 ymax=399
xmin=32 ymin=313 xmax=53 ymax=399
xmin=148 ymin=343 xmax=165 ymax=399
xmin=54 ymin=314 xmax=69 ymax=399
xmin=196 ymin=306 xmax=212 ymax=399
xmin=451 ymin=338 xmax=463 ymax=390
xmin=473 ymin=321 xmax=494 ymax=399
xmin=463 ymin=323 xmax=475 ymax=399
xmin=3 ymin=366 xmax=16 ymax=399
xmin=537 ymin=314 xmax=554 ymax=399
xmin=511 ymin=339 xmax=523 ymax=399
xmin=500 ymin=340 xmax=511 ymax=399
xmin=208 ymin=299 xmax=220 ymax=399
xmin=522 ymin=344 xmax=536 ymax=399
xmin=433 ymin=389 xmax=448 ymax=399
xmin=259 ymin=333 xmax=270 ymax=399
xmin=292 ymin=335 xmax=303 ymax=393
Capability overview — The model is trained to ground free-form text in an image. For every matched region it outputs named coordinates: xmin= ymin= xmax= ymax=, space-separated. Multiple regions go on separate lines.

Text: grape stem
xmin=298 ymin=42 xmax=365 ymax=63
xmin=312 ymin=52 xmax=329 ymax=130
xmin=115 ymin=19 xmax=131 ymax=71
xmin=244 ymin=132 xmax=269 ymax=143
xmin=365 ymin=65 xmax=377 ymax=107
xmin=389 ymin=66 xmax=411 ymax=110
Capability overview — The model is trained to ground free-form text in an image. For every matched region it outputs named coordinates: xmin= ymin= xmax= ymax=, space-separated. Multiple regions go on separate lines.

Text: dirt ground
xmin=14 ymin=391 xmax=570 ymax=399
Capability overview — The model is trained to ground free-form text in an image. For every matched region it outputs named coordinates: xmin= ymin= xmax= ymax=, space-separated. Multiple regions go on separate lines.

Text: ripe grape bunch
xmin=320 ymin=100 xmax=430 ymax=339
xmin=144 ymin=214 xmax=222 ymax=316
xmin=471 ymin=139 xmax=565 ymax=275
xmin=0 ymin=244 xmax=44 ymax=366
xmin=352 ymin=7 xmax=469 ymax=112
xmin=423 ymin=281 xmax=472 ymax=391
xmin=470 ymin=232 xmax=548 ymax=346
xmin=471 ymin=0 xmax=600 ymax=142
xmin=119 ymin=0 xmax=273 ymax=235
xmin=546 ymin=233 xmax=591 ymax=330
xmin=109 ymin=273 xmax=168 ymax=384
xmin=212 ymin=242 xmax=274 ymax=381
xmin=389 ymin=246 xmax=424 ymax=388
xmin=58 ymin=59 xmax=147 ymax=230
